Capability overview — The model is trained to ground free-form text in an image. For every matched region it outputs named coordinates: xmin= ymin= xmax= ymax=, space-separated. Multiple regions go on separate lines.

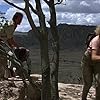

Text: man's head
xmin=12 ymin=12 xmax=23 ymax=25
xmin=95 ymin=25 xmax=100 ymax=35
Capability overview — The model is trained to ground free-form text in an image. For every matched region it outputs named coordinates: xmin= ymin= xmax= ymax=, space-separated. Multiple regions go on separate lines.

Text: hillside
xmin=57 ymin=24 xmax=95 ymax=49
xmin=14 ymin=24 xmax=96 ymax=49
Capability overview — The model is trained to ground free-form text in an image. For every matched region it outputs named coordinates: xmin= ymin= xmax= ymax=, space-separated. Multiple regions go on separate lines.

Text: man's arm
xmin=7 ymin=37 xmax=19 ymax=48
xmin=91 ymin=50 xmax=100 ymax=61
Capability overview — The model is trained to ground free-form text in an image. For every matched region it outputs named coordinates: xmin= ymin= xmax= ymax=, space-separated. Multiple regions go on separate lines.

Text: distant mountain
xmin=14 ymin=31 xmax=28 ymax=35
xmin=57 ymin=24 xmax=95 ymax=49
xmin=14 ymin=31 xmax=39 ymax=48
xmin=14 ymin=24 xmax=96 ymax=49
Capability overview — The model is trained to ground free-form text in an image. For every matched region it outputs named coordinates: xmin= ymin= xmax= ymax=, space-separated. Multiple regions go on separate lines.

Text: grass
xmin=29 ymin=48 xmax=84 ymax=84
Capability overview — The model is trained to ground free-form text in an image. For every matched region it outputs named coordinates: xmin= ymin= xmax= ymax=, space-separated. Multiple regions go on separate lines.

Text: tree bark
xmin=40 ymin=37 xmax=51 ymax=100
xmin=35 ymin=1 xmax=51 ymax=100
xmin=48 ymin=1 xmax=60 ymax=100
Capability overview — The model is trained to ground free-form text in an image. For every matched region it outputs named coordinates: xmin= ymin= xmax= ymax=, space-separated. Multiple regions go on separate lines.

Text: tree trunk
xmin=50 ymin=44 xmax=59 ymax=100
xmin=49 ymin=1 xmax=60 ymax=100
xmin=40 ymin=36 xmax=51 ymax=100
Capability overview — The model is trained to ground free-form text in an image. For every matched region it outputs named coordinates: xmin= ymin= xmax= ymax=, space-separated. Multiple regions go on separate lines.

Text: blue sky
xmin=0 ymin=1 xmax=12 ymax=12
xmin=1 ymin=0 xmax=100 ymax=32
xmin=0 ymin=5 xmax=8 ymax=12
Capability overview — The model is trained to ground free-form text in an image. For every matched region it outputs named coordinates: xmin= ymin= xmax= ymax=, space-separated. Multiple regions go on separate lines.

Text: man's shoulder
xmin=3 ymin=20 xmax=14 ymax=29
xmin=91 ymin=35 xmax=99 ymax=43
xmin=2 ymin=20 xmax=15 ymax=34
xmin=7 ymin=20 xmax=14 ymax=26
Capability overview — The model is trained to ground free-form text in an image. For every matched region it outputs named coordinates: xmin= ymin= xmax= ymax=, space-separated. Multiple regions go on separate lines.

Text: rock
xmin=0 ymin=74 xmax=41 ymax=100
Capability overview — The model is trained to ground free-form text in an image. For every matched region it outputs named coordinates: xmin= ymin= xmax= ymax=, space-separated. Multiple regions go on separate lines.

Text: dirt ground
xmin=0 ymin=75 xmax=95 ymax=100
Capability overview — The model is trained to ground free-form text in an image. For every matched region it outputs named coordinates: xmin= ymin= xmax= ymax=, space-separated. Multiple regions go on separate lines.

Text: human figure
xmin=0 ymin=12 xmax=23 ymax=48
xmin=81 ymin=25 xmax=100 ymax=100
xmin=0 ymin=12 xmax=31 ymax=79
xmin=81 ymin=34 xmax=94 ymax=100
xmin=14 ymin=47 xmax=31 ymax=75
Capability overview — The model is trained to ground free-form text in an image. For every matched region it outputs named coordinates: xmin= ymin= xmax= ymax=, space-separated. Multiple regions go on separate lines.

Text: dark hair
xmin=12 ymin=12 xmax=23 ymax=22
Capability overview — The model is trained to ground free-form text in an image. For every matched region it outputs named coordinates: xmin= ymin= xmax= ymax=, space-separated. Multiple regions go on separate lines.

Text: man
xmin=81 ymin=25 xmax=100 ymax=100
xmin=81 ymin=34 xmax=94 ymax=100
xmin=0 ymin=12 xmax=23 ymax=48
xmin=0 ymin=12 xmax=31 ymax=79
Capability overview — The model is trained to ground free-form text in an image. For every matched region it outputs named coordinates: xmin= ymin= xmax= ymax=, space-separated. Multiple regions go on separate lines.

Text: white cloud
xmin=56 ymin=0 xmax=100 ymax=13
xmin=57 ymin=12 xmax=100 ymax=26
xmin=1 ymin=0 xmax=100 ymax=32
xmin=8 ymin=0 xmax=24 ymax=3
xmin=80 ymin=1 xmax=90 ymax=7
xmin=0 ymin=0 xmax=6 ymax=4
xmin=94 ymin=0 xmax=100 ymax=4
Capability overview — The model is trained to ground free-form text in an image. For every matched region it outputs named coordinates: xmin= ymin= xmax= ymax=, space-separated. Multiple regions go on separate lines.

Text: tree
xmin=3 ymin=0 xmax=63 ymax=100
xmin=0 ymin=11 xmax=8 ymax=29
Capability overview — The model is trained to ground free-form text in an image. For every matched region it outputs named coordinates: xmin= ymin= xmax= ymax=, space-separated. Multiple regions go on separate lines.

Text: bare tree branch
xmin=3 ymin=0 xmax=24 ymax=11
xmin=23 ymin=0 xmax=38 ymax=15
xmin=44 ymin=0 xmax=64 ymax=6
xmin=44 ymin=0 xmax=50 ymax=6
xmin=29 ymin=3 xmax=38 ymax=15
xmin=54 ymin=0 xmax=63 ymax=5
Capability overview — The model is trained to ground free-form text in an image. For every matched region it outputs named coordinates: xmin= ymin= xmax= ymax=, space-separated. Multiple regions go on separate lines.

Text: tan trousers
xmin=82 ymin=50 xmax=100 ymax=100
xmin=92 ymin=62 xmax=100 ymax=100
xmin=81 ymin=51 xmax=93 ymax=100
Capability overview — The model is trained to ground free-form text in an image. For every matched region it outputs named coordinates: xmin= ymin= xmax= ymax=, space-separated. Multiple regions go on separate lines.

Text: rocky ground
xmin=59 ymin=83 xmax=95 ymax=100
xmin=0 ymin=74 xmax=95 ymax=100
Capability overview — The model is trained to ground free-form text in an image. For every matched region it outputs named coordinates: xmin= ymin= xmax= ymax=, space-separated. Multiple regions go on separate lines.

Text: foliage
xmin=0 ymin=12 xmax=8 ymax=30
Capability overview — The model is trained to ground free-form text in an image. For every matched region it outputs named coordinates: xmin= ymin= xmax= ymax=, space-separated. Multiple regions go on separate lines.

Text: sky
xmin=0 ymin=0 xmax=100 ymax=32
